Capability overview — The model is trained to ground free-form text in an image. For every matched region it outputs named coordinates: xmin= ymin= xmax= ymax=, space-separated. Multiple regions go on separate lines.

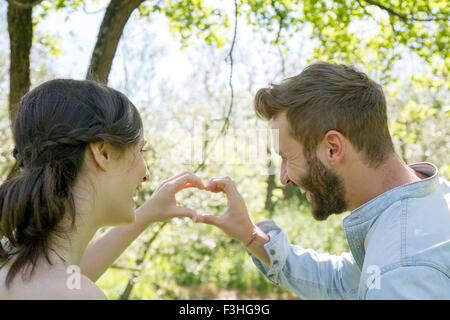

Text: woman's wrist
xmin=135 ymin=204 xmax=158 ymax=227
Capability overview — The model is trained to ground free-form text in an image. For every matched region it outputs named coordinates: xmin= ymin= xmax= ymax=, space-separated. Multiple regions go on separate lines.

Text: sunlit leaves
xmin=35 ymin=33 xmax=62 ymax=56
xmin=30 ymin=0 xmax=449 ymax=86
xmin=243 ymin=0 xmax=449 ymax=85
xmin=137 ymin=0 xmax=228 ymax=48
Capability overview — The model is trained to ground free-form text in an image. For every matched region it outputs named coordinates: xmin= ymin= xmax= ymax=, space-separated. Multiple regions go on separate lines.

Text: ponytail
xmin=0 ymin=163 xmax=75 ymax=287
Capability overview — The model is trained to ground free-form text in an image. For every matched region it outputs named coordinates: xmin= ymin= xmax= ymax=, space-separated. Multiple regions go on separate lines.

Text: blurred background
xmin=0 ymin=0 xmax=449 ymax=299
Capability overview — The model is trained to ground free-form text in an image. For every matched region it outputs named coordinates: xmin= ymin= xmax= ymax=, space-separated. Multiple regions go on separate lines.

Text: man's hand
xmin=194 ymin=177 xmax=271 ymax=265
xmin=138 ymin=171 xmax=205 ymax=224
xmin=192 ymin=177 xmax=255 ymax=244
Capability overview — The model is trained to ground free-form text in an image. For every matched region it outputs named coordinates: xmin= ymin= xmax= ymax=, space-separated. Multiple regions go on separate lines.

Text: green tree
xmin=6 ymin=0 xmax=450 ymax=124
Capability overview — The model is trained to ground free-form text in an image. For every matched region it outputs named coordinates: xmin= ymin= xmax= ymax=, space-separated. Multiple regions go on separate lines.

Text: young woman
xmin=0 ymin=79 xmax=204 ymax=299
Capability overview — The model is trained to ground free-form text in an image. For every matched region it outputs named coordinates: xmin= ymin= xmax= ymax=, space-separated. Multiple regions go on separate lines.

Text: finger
xmin=205 ymin=177 xmax=236 ymax=194
xmin=192 ymin=213 xmax=222 ymax=227
xmin=158 ymin=171 xmax=191 ymax=188
xmin=169 ymin=173 xmax=205 ymax=192
xmin=205 ymin=181 xmax=225 ymax=193
xmin=172 ymin=206 xmax=198 ymax=219
xmin=178 ymin=182 xmax=201 ymax=190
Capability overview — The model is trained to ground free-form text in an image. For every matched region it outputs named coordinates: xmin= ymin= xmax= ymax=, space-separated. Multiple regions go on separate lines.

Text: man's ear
xmin=319 ymin=130 xmax=346 ymax=166
xmin=88 ymin=141 xmax=112 ymax=172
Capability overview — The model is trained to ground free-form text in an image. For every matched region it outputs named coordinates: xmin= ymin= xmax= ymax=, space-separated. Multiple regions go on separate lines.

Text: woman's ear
xmin=88 ymin=141 xmax=111 ymax=172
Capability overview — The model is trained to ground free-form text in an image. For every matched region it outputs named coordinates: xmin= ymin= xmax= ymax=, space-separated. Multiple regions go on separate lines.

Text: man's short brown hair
xmin=254 ymin=62 xmax=395 ymax=167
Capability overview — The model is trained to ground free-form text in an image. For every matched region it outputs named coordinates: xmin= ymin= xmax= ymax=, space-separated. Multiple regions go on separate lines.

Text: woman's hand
xmin=137 ymin=171 xmax=205 ymax=224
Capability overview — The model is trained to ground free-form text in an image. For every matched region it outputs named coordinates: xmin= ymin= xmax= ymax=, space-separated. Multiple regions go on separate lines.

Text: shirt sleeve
xmin=250 ymin=219 xmax=361 ymax=300
xmin=364 ymin=265 xmax=450 ymax=299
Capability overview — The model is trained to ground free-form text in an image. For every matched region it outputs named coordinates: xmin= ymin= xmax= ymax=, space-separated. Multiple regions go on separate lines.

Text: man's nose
xmin=280 ymin=168 xmax=290 ymax=186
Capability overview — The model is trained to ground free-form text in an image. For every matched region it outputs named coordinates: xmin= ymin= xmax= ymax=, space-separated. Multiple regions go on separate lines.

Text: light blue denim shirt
xmin=251 ymin=162 xmax=450 ymax=299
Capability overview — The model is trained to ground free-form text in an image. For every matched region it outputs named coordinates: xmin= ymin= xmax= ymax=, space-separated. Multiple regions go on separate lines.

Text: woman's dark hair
xmin=0 ymin=79 xmax=143 ymax=287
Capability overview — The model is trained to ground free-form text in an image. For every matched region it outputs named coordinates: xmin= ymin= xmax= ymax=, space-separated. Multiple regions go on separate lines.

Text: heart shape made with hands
xmin=163 ymin=174 xmax=256 ymax=244
xmin=175 ymin=180 xmax=229 ymax=216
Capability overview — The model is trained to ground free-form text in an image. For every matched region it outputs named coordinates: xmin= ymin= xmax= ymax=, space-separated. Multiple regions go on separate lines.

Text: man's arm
xmin=194 ymin=177 xmax=361 ymax=300
xmin=249 ymin=220 xmax=361 ymax=299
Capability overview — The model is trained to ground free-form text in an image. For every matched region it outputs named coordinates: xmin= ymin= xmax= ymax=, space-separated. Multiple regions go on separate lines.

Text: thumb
xmin=172 ymin=206 xmax=198 ymax=219
xmin=192 ymin=213 xmax=222 ymax=227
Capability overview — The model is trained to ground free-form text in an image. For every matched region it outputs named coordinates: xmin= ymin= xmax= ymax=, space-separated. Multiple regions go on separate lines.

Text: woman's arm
xmin=80 ymin=172 xmax=204 ymax=282
xmin=80 ymin=207 xmax=155 ymax=282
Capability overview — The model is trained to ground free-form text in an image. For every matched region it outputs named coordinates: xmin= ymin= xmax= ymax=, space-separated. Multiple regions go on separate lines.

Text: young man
xmin=195 ymin=62 xmax=450 ymax=299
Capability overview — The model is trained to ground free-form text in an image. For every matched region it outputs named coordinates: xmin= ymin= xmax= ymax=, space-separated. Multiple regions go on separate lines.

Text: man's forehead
xmin=269 ymin=112 xmax=304 ymax=156
xmin=270 ymin=112 xmax=290 ymax=141
xmin=270 ymin=110 xmax=290 ymax=131
xmin=269 ymin=124 xmax=282 ymax=155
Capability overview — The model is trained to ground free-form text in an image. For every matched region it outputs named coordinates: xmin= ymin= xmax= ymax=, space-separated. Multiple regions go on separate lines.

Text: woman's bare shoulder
xmin=56 ymin=275 xmax=107 ymax=300
xmin=0 ymin=267 xmax=106 ymax=300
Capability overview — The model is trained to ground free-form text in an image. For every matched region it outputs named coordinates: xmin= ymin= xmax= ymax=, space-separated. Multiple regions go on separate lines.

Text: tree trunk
xmin=7 ymin=0 xmax=34 ymax=125
xmin=264 ymin=147 xmax=276 ymax=216
xmin=6 ymin=0 xmax=40 ymax=179
xmin=264 ymin=173 xmax=276 ymax=216
xmin=86 ymin=0 xmax=145 ymax=84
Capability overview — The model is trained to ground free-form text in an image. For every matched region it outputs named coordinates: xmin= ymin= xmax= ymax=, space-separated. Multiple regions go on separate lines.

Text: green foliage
xmin=138 ymin=0 xmax=228 ymax=48
xmin=388 ymin=75 xmax=450 ymax=170
xmin=35 ymin=33 xmax=62 ymax=56
xmin=242 ymin=0 xmax=449 ymax=84
xmin=34 ymin=0 xmax=86 ymax=21
xmin=31 ymin=0 xmax=450 ymax=85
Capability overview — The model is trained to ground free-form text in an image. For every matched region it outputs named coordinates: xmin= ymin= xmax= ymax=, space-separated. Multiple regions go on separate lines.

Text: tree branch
xmin=274 ymin=6 xmax=286 ymax=78
xmin=86 ymin=0 xmax=145 ymax=84
xmin=118 ymin=221 xmax=167 ymax=300
xmin=222 ymin=0 xmax=238 ymax=135
xmin=195 ymin=0 xmax=239 ymax=172
xmin=361 ymin=0 xmax=450 ymax=22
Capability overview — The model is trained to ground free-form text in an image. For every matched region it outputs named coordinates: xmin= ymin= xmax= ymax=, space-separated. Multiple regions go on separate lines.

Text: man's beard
xmin=297 ymin=154 xmax=348 ymax=221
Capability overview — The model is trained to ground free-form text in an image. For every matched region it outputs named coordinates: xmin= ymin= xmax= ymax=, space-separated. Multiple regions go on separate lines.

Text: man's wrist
xmin=242 ymin=226 xmax=270 ymax=249
xmin=243 ymin=226 xmax=271 ymax=266
xmin=250 ymin=227 xmax=270 ymax=248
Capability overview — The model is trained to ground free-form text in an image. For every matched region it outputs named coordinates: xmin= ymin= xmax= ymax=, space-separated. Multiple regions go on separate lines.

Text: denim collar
xmin=343 ymin=162 xmax=440 ymax=269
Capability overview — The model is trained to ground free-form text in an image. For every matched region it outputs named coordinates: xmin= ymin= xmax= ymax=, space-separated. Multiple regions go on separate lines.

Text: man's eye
xmin=140 ymin=148 xmax=148 ymax=153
